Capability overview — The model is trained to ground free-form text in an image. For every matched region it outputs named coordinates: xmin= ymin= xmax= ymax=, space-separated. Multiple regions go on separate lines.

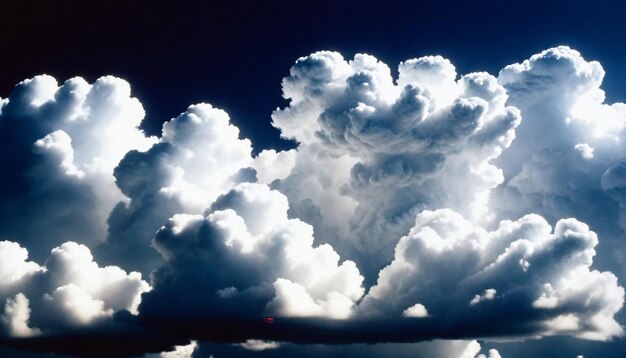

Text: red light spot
xmin=263 ymin=317 xmax=274 ymax=324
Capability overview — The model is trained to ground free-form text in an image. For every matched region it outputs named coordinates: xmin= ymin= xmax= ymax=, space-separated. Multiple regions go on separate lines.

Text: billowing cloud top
xmin=0 ymin=46 xmax=624 ymax=357
xmin=272 ymin=51 xmax=521 ymax=280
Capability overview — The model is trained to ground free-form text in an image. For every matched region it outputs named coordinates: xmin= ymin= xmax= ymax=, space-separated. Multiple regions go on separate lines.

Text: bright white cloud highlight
xmin=160 ymin=340 xmax=198 ymax=358
xmin=0 ymin=241 xmax=149 ymax=334
xmin=459 ymin=340 xmax=502 ymax=358
xmin=402 ymin=303 xmax=429 ymax=318
xmin=2 ymin=293 xmax=40 ymax=337
xmin=360 ymin=209 xmax=624 ymax=340
xmin=492 ymin=45 xmax=626 ymax=282
xmin=141 ymin=183 xmax=364 ymax=321
xmin=239 ymin=339 xmax=281 ymax=351
xmin=0 ymin=75 xmax=156 ymax=261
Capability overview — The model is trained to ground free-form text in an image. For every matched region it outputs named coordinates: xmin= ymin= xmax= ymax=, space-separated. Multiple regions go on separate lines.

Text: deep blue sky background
xmin=2 ymin=0 xmax=626 ymax=153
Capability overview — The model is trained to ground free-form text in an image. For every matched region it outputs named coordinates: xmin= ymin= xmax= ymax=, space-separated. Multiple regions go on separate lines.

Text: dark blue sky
xmin=2 ymin=0 xmax=626 ymax=152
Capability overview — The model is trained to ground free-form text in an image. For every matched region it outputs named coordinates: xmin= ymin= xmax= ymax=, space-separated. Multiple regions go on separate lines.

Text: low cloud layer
xmin=0 ymin=46 xmax=624 ymax=357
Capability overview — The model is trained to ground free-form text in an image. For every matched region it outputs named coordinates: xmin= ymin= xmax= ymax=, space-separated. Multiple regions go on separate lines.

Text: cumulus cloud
xmin=491 ymin=47 xmax=626 ymax=279
xmin=460 ymin=340 xmax=502 ymax=358
xmin=359 ymin=209 xmax=623 ymax=341
xmin=0 ymin=75 xmax=156 ymax=261
xmin=0 ymin=46 xmax=624 ymax=357
xmin=2 ymin=294 xmax=40 ymax=338
xmin=0 ymin=240 xmax=167 ymax=357
xmin=192 ymin=339 xmax=501 ymax=358
xmin=238 ymin=339 xmax=281 ymax=351
xmin=97 ymin=103 xmax=255 ymax=274
xmin=402 ymin=303 xmax=429 ymax=318
xmin=470 ymin=289 xmax=497 ymax=306
xmin=136 ymin=181 xmax=622 ymax=347
xmin=271 ymin=50 xmax=521 ymax=280
xmin=0 ymin=240 xmax=149 ymax=337
xmin=253 ymin=149 xmax=297 ymax=185
xmin=160 ymin=340 xmax=198 ymax=357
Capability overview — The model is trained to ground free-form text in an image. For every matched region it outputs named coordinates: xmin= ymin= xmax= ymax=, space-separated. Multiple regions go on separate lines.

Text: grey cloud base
xmin=0 ymin=46 xmax=624 ymax=357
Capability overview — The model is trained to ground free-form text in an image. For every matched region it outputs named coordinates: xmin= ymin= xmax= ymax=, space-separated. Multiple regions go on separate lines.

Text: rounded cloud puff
xmin=0 ymin=241 xmax=149 ymax=336
xmin=98 ymin=103 xmax=255 ymax=274
xmin=140 ymin=183 xmax=364 ymax=324
xmin=492 ymin=46 xmax=626 ymax=281
xmin=0 ymin=75 xmax=156 ymax=262
xmin=360 ymin=209 xmax=624 ymax=341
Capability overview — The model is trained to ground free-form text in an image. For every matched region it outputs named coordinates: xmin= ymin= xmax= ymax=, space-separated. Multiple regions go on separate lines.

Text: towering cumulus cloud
xmin=271 ymin=51 xmax=521 ymax=280
xmin=0 ymin=47 xmax=624 ymax=357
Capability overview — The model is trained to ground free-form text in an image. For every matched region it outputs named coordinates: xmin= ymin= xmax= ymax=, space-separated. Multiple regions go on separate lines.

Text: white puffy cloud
xmin=495 ymin=45 xmax=626 ymax=187
xmin=0 ymin=75 xmax=156 ymax=262
xmin=238 ymin=339 xmax=281 ymax=351
xmin=478 ymin=350 xmax=502 ymax=358
xmin=0 ymin=46 xmax=625 ymax=356
xmin=42 ymin=283 xmax=112 ymax=326
xmin=459 ymin=341 xmax=502 ymax=358
xmin=160 ymin=340 xmax=198 ymax=358
xmin=402 ymin=303 xmax=429 ymax=318
xmin=0 ymin=75 xmax=261 ymax=276
xmin=253 ymin=149 xmax=297 ymax=184
xmin=271 ymin=51 xmax=521 ymax=280
xmin=0 ymin=241 xmax=149 ymax=336
xmin=470 ymin=289 xmax=497 ymax=305
xmin=398 ymin=55 xmax=459 ymax=109
xmin=359 ymin=209 xmax=624 ymax=341
xmin=194 ymin=339 xmax=501 ymax=358
xmin=273 ymin=51 xmax=354 ymax=144
xmin=97 ymin=103 xmax=256 ymax=274
xmin=491 ymin=46 xmax=626 ymax=280
xmin=0 ymin=241 xmax=42 ymax=290
xmin=460 ymin=340 xmax=502 ymax=358
xmin=140 ymin=183 xmax=364 ymax=322
xmin=158 ymin=104 xmax=254 ymax=209
xmin=574 ymin=143 xmax=595 ymax=159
